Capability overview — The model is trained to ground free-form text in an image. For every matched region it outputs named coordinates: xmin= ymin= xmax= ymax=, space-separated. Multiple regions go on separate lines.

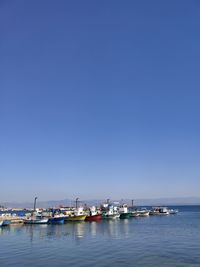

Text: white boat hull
xmin=24 ymin=218 xmax=49 ymax=224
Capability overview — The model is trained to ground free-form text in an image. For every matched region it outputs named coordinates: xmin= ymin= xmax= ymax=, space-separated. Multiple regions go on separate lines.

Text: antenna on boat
xmin=34 ymin=197 xmax=38 ymax=211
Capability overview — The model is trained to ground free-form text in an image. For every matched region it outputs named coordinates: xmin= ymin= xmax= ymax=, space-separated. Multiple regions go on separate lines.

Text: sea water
xmin=0 ymin=206 xmax=200 ymax=267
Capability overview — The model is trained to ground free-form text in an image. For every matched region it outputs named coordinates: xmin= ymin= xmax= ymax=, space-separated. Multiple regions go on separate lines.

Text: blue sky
xmin=1 ymin=1 xmax=200 ymax=202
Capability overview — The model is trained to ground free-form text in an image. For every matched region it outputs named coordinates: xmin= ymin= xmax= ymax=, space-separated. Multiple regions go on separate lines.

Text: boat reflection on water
xmin=71 ymin=222 xmax=86 ymax=239
xmin=24 ymin=224 xmax=48 ymax=242
xmin=0 ymin=226 xmax=10 ymax=236
xmin=1 ymin=219 xmax=131 ymax=244
xmin=100 ymin=219 xmax=130 ymax=239
xmin=0 ymin=224 xmax=24 ymax=236
xmin=90 ymin=221 xmax=98 ymax=237
xmin=23 ymin=223 xmax=87 ymax=242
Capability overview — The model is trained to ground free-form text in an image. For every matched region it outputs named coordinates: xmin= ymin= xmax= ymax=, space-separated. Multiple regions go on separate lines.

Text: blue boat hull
xmin=48 ymin=217 xmax=65 ymax=224
xmin=2 ymin=220 xmax=11 ymax=226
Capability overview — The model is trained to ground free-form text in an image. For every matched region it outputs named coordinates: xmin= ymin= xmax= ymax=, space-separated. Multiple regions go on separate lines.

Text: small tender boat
xmin=0 ymin=220 xmax=3 ymax=227
xmin=129 ymin=211 xmax=140 ymax=217
xmin=137 ymin=208 xmax=150 ymax=217
xmin=168 ymin=209 xmax=178 ymax=214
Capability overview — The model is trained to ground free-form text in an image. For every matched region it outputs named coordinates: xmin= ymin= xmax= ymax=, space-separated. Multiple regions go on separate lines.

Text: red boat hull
xmin=85 ymin=214 xmax=102 ymax=221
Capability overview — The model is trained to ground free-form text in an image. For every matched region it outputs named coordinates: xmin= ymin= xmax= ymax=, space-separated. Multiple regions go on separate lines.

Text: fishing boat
xmin=64 ymin=207 xmax=86 ymax=222
xmin=23 ymin=197 xmax=48 ymax=224
xmin=101 ymin=204 xmax=120 ymax=220
xmin=86 ymin=214 xmax=102 ymax=221
xmin=23 ymin=217 xmax=49 ymax=224
xmin=65 ymin=215 xmax=86 ymax=221
xmin=149 ymin=207 xmax=169 ymax=215
xmin=119 ymin=204 xmax=131 ymax=219
xmin=44 ymin=209 xmax=65 ymax=224
xmin=85 ymin=206 xmax=102 ymax=221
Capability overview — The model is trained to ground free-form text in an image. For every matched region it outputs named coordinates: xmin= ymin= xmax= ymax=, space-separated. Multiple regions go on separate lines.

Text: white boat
xmin=23 ymin=217 xmax=49 ymax=224
xmin=102 ymin=204 xmax=120 ymax=219
xmin=149 ymin=207 xmax=169 ymax=215
xmin=137 ymin=208 xmax=150 ymax=217
xmin=0 ymin=220 xmax=3 ymax=227
xmin=168 ymin=209 xmax=178 ymax=214
xmin=130 ymin=211 xmax=140 ymax=217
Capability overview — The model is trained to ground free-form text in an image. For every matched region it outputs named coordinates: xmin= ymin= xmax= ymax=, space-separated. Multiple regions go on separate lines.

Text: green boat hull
xmin=119 ymin=213 xmax=131 ymax=219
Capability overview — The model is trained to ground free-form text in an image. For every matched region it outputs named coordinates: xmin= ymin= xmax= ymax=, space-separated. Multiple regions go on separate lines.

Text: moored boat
xmin=85 ymin=206 xmax=102 ymax=221
xmin=64 ymin=215 xmax=86 ymax=222
xmin=119 ymin=204 xmax=131 ymax=219
xmin=48 ymin=216 xmax=65 ymax=224
xmin=101 ymin=203 xmax=120 ymax=220
xmin=102 ymin=213 xmax=119 ymax=219
xmin=85 ymin=214 xmax=102 ymax=221
xmin=64 ymin=207 xmax=86 ymax=222
xmin=10 ymin=218 xmax=24 ymax=224
xmin=168 ymin=209 xmax=178 ymax=214
xmin=2 ymin=219 xmax=11 ymax=226
xmin=137 ymin=208 xmax=150 ymax=217
xmin=119 ymin=213 xmax=131 ymax=219
xmin=0 ymin=220 xmax=3 ymax=227
xmin=149 ymin=207 xmax=169 ymax=215
xmin=129 ymin=211 xmax=140 ymax=217
xmin=23 ymin=218 xmax=49 ymax=224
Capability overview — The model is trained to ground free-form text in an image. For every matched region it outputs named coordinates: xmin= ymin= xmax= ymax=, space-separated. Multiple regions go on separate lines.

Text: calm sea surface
xmin=0 ymin=206 xmax=200 ymax=267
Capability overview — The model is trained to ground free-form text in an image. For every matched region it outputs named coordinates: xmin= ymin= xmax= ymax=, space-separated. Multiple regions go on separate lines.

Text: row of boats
xmin=0 ymin=204 xmax=178 ymax=226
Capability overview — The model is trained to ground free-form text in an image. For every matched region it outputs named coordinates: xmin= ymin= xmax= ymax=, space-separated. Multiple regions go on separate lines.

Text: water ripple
xmin=1 ymin=211 xmax=200 ymax=266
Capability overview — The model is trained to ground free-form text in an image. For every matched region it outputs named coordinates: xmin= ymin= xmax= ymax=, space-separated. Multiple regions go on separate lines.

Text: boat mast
xmin=33 ymin=197 xmax=38 ymax=211
xmin=75 ymin=197 xmax=79 ymax=209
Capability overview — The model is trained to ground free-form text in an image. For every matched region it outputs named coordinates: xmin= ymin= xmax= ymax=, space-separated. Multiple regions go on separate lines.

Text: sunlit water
xmin=0 ymin=206 xmax=200 ymax=267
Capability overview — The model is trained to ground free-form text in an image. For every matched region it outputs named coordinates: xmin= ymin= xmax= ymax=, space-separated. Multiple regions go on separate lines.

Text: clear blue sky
xmin=1 ymin=0 xmax=200 ymax=202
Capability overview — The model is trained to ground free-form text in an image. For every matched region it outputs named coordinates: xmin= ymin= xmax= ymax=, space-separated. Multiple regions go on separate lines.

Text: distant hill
xmin=132 ymin=197 xmax=200 ymax=206
xmin=1 ymin=197 xmax=200 ymax=209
